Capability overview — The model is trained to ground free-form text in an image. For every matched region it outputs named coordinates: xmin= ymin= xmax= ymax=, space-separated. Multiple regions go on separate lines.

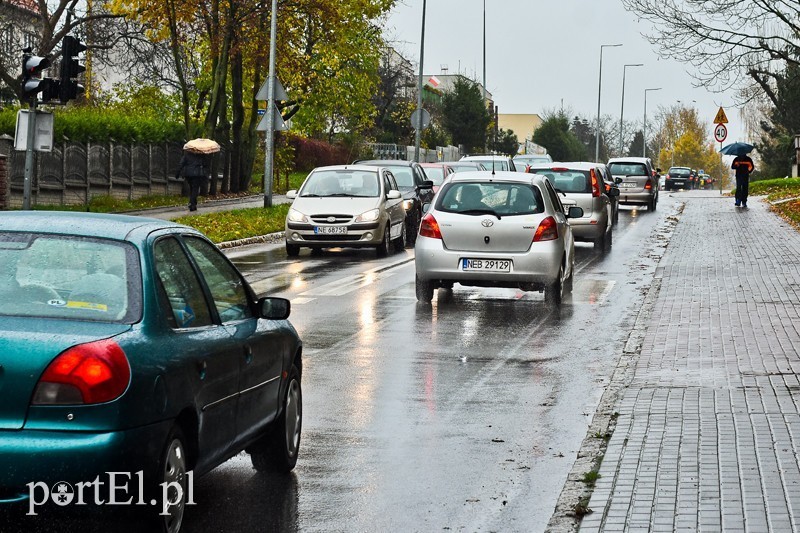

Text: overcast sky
xmin=383 ymin=0 xmax=747 ymax=144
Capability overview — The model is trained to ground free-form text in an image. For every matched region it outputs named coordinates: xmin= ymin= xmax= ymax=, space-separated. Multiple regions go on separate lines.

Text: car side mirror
xmin=286 ymin=190 xmax=297 ymax=200
xmin=258 ymin=297 xmax=291 ymax=320
xmin=422 ymin=202 xmax=432 ymax=214
xmin=656 ymin=168 xmax=662 ymax=173
xmin=567 ymin=206 xmax=584 ymax=219
xmin=607 ymin=187 xmax=620 ymax=197
xmin=419 ymin=180 xmax=434 ymax=190
xmin=387 ymin=190 xmax=402 ymax=199
xmin=614 ymin=177 xmax=623 ymax=184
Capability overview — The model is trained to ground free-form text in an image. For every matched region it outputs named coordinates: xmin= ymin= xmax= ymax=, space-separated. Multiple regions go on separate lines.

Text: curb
xmin=545 ymin=203 xmax=685 ymax=532
xmin=217 ymin=231 xmax=285 ymax=249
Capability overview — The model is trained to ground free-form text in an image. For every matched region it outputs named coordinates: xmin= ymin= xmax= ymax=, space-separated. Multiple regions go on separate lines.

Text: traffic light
xmin=21 ymin=48 xmax=52 ymax=101
xmin=59 ymin=35 xmax=86 ymax=103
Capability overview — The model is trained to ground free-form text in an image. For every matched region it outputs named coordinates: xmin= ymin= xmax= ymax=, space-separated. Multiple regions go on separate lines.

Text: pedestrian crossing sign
xmin=714 ymin=107 xmax=728 ymax=124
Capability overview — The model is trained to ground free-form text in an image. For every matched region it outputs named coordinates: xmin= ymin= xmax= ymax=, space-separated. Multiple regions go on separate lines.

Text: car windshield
xmin=300 ymin=170 xmax=380 ymax=197
xmin=422 ymin=167 xmax=446 ymax=185
xmin=382 ymin=166 xmax=414 ymax=187
xmin=0 ymin=233 xmax=141 ymax=323
xmin=669 ymin=168 xmax=691 ymax=176
xmin=436 ymin=182 xmax=544 ymax=215
xmin=608 ymin=162 xmax=648 ymax=176
xmin=468 ymin=159 xmax=509 ymax=171
xmin=515 ymin=156 xmax=551 ymax=165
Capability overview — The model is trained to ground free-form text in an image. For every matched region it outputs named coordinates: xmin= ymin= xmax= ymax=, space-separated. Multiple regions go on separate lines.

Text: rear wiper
xmin=460 ymin=209 xmax=501 ymax=220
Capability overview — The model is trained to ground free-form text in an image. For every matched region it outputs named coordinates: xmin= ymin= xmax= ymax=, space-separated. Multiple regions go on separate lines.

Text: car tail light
xmin=533 ymin=216 xmax=558 ymax=242
xmin=32 ymin=339 xmax=131 ymax=405
xmin=419 ymin=213 xmax=442 ymax=239
xmin=551 ymin=167 xmax=569 ymax=172
xmin=591 ymin=170 xmax=601 ymax=197
xmin=644 ymin=179 xmax=652 ymax=190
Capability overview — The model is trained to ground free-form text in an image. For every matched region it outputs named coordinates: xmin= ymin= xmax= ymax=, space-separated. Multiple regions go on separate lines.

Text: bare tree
xmin=621 ymin=0 xmax=799 ymax=106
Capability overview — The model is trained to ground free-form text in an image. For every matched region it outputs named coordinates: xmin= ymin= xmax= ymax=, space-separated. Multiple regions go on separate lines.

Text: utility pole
xmin=619 ymin=63 xmax=643 ymax=156
xmin=263 ymin=0 xmax=278 ymax=207
xmin=414 ymin=0 xmax=427 ymax=162
xmin=595 ymin=44 xmax=622 ymax=162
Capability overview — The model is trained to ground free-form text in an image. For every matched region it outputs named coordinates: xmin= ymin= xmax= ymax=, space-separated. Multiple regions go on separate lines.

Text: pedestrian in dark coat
xmin=731 ymin=154 xmax=755 ymax=208
xmin=176 ymin=151 xmax=209 ymax=211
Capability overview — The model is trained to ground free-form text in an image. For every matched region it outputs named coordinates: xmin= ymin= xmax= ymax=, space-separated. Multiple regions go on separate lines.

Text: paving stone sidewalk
xmin=581 ymin=196 xmax=800 ymax=532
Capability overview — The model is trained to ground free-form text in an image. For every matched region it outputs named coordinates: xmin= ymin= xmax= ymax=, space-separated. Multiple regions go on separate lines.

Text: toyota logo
xmin=326 ymin=216 xmax=336 ymax=223
xmin=481 ymin=219 xmax=494 ymax=227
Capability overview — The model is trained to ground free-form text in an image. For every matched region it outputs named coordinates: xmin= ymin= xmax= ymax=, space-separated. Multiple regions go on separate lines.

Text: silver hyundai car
xmin=414 ymin=171 xmax=583 ymax=305
xmin=284 ymin=165 xmax=407 ymax=257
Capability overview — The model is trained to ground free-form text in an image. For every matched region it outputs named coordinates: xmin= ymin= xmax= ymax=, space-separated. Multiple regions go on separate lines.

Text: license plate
xmin=619 ymin=182 xmax=637 ymax=188
xmin=461 ymin=258 xmax=511 ymax=272
xmin=314 ymin=226 xmax=347 ymax=235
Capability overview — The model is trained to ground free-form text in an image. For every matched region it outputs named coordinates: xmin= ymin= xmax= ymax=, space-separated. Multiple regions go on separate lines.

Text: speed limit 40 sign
xmin=714 ymin=123 xmax=728 ymax=143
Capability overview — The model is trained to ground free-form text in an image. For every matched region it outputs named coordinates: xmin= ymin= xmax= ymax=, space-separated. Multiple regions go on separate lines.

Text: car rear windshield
xmin=300 ymin=169 xmax=381 ymax=197
xmin=669 ymin=168 xmax=691 ymax=176
xmin=436 ymin=182 xmax=544 ymax=215
xmin=381 ymin=166 xmax=414 ymax=187
xmin=450 ymin=163 xmax=485 ymax=173
xmin=608 ymin=162 xmax=648 ymax=176
xmin=532 ymin=169 xmax=592 ymax=194
xmin=0 ymin=233 xmax=142 ymax=323
xmin=468 ymin=159 xmax=509 ymax=171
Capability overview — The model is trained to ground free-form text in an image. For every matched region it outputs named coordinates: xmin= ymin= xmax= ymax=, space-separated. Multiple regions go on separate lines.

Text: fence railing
xmin=0 ymin=138 xmax=186 ymax=208
xmin=368 ymin=143 xmax=461 ymax=163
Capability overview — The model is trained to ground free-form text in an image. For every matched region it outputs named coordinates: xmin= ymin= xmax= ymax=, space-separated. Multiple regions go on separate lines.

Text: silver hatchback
xmin=528 ymin=162 xmax=618 ymax=252
xmin=607 ymin=157 xmax=658 ymax=210
xmin=414 ymin=171 xmax=583 ymax=305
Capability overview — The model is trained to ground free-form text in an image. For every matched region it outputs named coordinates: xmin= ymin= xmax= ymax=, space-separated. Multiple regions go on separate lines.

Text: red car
xmin=419 ymin=163 xmax=455 ymax=193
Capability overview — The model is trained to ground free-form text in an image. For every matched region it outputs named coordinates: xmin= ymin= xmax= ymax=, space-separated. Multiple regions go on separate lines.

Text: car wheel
xmin=593 ymin=230 xmax=606 ymax=251
xmin=376 ymin=224 xmax=391 ymax=257
xmin=286 ymin=243 xmax=300 ymax=257
xmin=564 ymin=264 xmax=574 ymax=294
xmin=393 ymin=221 xmax=407 ymax=253
xmin=415 ymin=275 xmax=434 ymax=303
xmin=251 ymin=364 xmax=302 ymax=473
xmin=649 ymin=195 xmax=657 ymax=211
xmin=156 ymin=427 xmax=188 ymax=533
xmin=544 ymin=265 xmax=563 ymax=306
xmin=604 ymin=227 xmax=613 ymax=252
xmin=406 ymin=211 xmax=419 ymax=247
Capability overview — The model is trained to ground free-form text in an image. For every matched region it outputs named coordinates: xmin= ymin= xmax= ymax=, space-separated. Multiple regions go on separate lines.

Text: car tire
xmin=416 ymin=275 xmax=434 ymax=303
xmin=376 ymin=224 xmax=391 ymax=257
xmin=649 ymin=195 xmax=657 ymax=211
xmin=604 ymin=227 xmax=613 ymax=252
xmin=406 ymin=211 xmax=419 ymax=247
xmin=544 ymin=265 xmax=564 ymax=306
xmin=564 ymin=264 xmax=574 ymax=294
xmin=154 ymin=426 xmax=188 ymax=533
xmin=286 ymin=243 xmax=300 ymax=257
xmin=393 ymin=221 xmax=407 ymax=253
xmin=593 ymin=229 xmax=606 ymax=251
xmin=251 ymin=364 xmax=302 ymax=474
xmin=440 ymin=281 xmax=454 ymax=290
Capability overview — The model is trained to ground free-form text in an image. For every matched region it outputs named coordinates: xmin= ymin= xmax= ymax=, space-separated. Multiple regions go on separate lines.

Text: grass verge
xmin=174 ymin=204 xmax=290 ymax=243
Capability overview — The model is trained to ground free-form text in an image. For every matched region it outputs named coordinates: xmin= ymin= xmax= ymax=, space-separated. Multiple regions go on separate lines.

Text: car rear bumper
xmin=570 ymin=218 xmax=606 ymax=240
xmin=414 ymin=235 xmax=563 ymax=287
xmin=618 ymin=191 xmax=654 ymax=205
xmin=0 ymin=421 xmax=171 ymax=498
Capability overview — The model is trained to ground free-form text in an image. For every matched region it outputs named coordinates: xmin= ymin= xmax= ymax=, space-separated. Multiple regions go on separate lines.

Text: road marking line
xmin=299 ymin=257 xmax=413 ymax=297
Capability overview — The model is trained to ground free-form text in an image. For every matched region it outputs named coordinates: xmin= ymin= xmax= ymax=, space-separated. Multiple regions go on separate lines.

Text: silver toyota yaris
xmin=414 ymin=171 xmax=583 ymax=305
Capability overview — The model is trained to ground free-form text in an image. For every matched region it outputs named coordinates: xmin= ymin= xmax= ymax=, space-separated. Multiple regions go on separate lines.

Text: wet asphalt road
xmin=175 ymin=196 xmax=683 ymax=532
xmin=9 ymin=195 xmax=683 ymax=533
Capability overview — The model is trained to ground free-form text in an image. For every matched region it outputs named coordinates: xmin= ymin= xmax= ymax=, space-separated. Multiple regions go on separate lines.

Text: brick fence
xmin=0 ymin=155 xmax=7 ymax=210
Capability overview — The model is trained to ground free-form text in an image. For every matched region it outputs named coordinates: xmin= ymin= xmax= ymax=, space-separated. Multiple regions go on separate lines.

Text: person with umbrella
xmin=175 ymin=139 xmax=220 ymax=211
xmin=720 ymin=142 xmax=755 ymax=208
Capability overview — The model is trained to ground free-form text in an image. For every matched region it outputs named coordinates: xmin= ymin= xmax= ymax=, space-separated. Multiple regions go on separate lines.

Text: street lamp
xmin=413 ymin=0 xmax=428 ymax=162
xmin=619 ymin=63 xmax=643 ymax=155
xmin=595 ymin=44 xmax=622 ymax=162
xmin=643 ymin=87 xmax=661 ymax=158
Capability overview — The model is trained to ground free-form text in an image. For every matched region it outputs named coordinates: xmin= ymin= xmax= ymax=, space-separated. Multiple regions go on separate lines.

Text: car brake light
xmin=533 ymin=216 xmax=558 ymax=242
xmin=591 ymin=170 xmax=601 ymax=197
xmin=419 ymin=213 xmax=442 ymax=239
xmin=550 ymin=167 xmax=569 ymax=172
xmin=32 ymin=339 xmax=131 ymax=405
xmin=644 ymin=179 xmax=652 ymax=190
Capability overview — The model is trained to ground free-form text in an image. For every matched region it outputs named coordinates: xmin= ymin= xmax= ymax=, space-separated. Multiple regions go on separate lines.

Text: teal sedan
xmin=0 ymin=212 xmax=303 ymax=532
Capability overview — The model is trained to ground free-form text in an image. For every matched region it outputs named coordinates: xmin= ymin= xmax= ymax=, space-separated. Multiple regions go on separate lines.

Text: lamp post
xmin=413 ymin=0 xmax=428 ymax=162
xmin=483 ymin=0 xmax=487 ymax=152
xmin=619 ymin=63 xmax=643 ymax=155
xmin=595 ymin=44 xmax=622 ymax=162
xmin=643 ymin=87 xmax=661 ymax=157
xmin=263 ymin=0 xmax=279 ymax=207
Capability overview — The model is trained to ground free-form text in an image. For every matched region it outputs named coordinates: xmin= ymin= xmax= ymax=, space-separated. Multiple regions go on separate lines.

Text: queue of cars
xmin=282 ymin=153 xmax=664 ymax=305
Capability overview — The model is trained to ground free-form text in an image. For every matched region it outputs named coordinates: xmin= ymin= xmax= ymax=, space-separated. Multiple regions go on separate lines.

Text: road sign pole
xmin=263 ymin=0 xmax=278 ymax=208
xmin=22 ymin=102 xmax=37 ymax=210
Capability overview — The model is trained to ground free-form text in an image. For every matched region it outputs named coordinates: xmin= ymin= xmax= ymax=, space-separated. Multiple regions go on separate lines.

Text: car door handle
xmin=244 ymin=345 xmax=253 ymax=364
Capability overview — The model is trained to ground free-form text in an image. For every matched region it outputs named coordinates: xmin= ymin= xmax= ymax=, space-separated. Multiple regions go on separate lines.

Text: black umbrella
xmin=719 ymin=142 xmax=754 ymax=156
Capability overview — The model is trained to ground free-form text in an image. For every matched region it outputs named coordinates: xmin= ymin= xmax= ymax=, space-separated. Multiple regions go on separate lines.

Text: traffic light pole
xmin=22 ymin=101 xmax=37 ymax=210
